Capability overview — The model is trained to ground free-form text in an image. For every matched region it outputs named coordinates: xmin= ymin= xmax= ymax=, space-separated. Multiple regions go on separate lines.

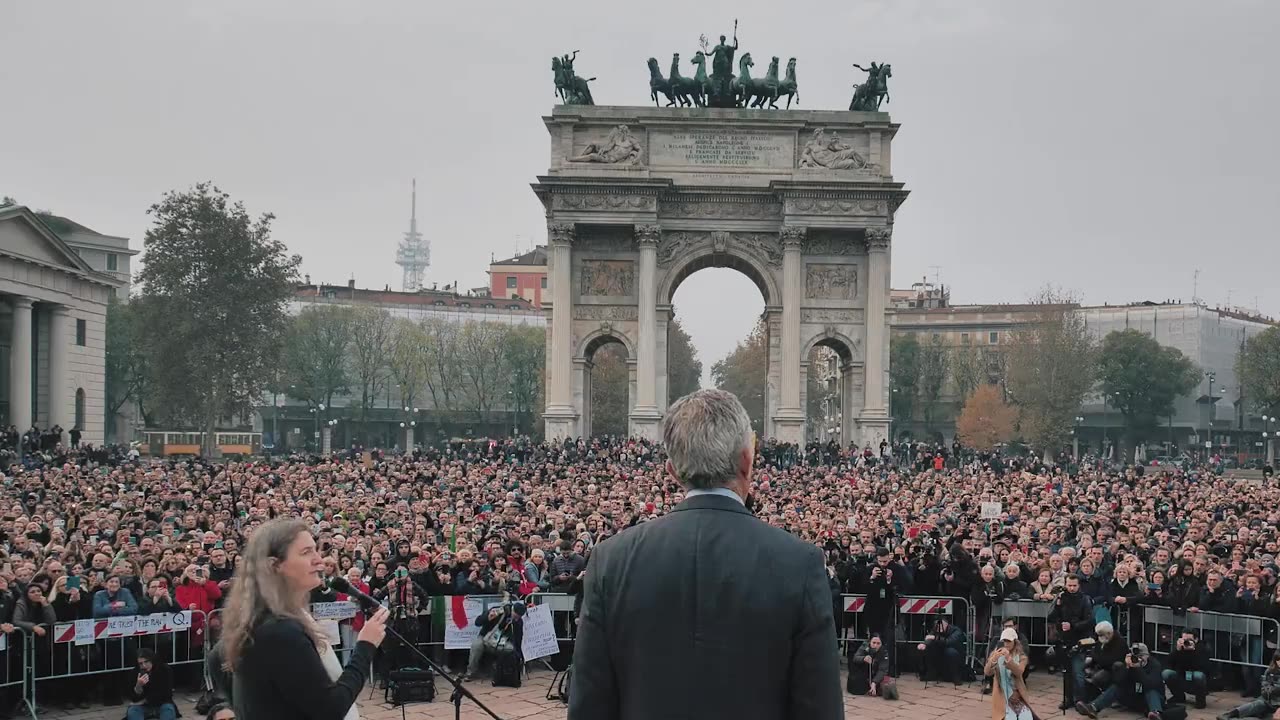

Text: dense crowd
xmin=0 ymin=434 xmax=1277 ymax=718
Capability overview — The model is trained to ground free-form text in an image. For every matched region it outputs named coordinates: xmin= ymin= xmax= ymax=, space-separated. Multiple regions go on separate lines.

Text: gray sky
xmin=3 ymin=1 xmax=1277 ymax=380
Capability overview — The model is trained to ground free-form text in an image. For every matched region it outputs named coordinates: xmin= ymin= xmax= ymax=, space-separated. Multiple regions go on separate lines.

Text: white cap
xmin=1000 ymin=628 xmax=1018 ymax=642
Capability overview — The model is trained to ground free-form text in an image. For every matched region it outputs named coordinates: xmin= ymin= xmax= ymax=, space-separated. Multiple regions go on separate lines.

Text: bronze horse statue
xmin=778 ymin=57 xmax=799 ymax=109
xmin=552 ymin=55 xmax=594 ymax=105
xmin=647 ymin=57 xmax=677 ymax=107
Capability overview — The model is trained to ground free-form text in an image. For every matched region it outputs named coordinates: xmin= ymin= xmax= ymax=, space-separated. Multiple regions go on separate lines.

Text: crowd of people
xmin=0 ymin=434 xmax=1277 ymax=719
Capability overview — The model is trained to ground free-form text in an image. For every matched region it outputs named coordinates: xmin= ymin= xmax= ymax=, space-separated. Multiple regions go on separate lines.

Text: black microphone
xmin=327 ymin=576 xmax=384 ymax=610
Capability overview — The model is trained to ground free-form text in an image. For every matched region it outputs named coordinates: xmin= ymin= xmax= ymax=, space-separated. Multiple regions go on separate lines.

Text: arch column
xmin=9 ymin=297 xmax=33 ymax=431
xmin=858 ymin=227 xmax=891 ymax=447
xmin=48 ymin=305 xmax=71 ymax=432
xmin=772 ymin=227 xmax=806 ymax=444
xmin=544 ymin=223 xmax=579 ymax=439
xmin=628 ymin=225 xmax=662 ymax=439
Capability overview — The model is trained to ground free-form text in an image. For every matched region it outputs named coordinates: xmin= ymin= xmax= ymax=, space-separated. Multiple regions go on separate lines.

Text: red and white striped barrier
xmin=53 ymin=611 xmax=195 ymax=645
xmin=842 ymin=596 xmax=955 ymax=614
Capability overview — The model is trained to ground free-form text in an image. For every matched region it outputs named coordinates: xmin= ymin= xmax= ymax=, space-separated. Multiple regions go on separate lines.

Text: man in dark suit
xmin=568 ymin=389 xmax=843 ymax=720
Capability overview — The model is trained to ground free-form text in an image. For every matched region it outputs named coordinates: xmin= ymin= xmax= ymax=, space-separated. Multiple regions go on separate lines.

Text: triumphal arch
xmin=533 ymin=105 xmax=908 ymax=446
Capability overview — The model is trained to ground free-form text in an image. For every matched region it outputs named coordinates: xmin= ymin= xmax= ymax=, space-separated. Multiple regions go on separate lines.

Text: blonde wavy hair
xmin=220 ymin=518 xmax=322 ymax=671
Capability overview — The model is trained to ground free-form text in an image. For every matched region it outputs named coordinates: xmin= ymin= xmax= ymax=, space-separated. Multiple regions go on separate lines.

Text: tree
xmin=667 ymin=315 xmax=703 ymax=399
xmin=1005 ymin=287 xmax=1096 ymax=455
xmin=457 ymin=321 xmax=508 ymax=417
xmin=282 ymin=306 xmax=353 ymax=409
xmin=956 ymin=385 xmax=1017 ymax=451
xmin=136 ymin=183 xmax=300 ymax=454
xmin=504 ymin=325 xmax=545 ymax=436
xmin=917 ymin=334 xmax=950 ymax=434
xmin=1098 ymin=328 xmax=1200 ymax=460
xmin=889 ymin=333 xmax=921 ymax=433
xmin=387 ymin=317 xmax=431 ymax=416
xmin=1238 ymin=326 xmax=1280 ymax=417
xmin=104 ymin=296 xmax=153 ymax=435
xmin=950 ymin=343 xmax=985 ymax=404
xmin=711 ymin=320 xmax=768 ymax=435
xmin=347 ymin=306 xmax=395 ymax=442
xmin=590 ymin=343 xmax=630 ymax=436
xmin=421 ymin=317 xmax=465 ymax=413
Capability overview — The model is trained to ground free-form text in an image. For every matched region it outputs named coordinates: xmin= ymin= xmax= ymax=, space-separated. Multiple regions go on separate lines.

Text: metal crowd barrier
xmin=0 ymin=629 xmax=35 ymax=720
xmin=839 ymin=594 xmax=976 ymax=673
xmin=994 ymin=600 xmax=1279 ymax=672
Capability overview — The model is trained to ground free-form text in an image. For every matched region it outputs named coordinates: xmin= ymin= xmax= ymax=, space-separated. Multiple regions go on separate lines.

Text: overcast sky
xmin=3 ymin=1 xmax=1277 ymax=380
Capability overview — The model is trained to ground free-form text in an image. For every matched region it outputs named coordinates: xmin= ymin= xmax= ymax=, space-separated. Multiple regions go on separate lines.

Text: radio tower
xmin=395 ymin=179 xmax=430 ymax=291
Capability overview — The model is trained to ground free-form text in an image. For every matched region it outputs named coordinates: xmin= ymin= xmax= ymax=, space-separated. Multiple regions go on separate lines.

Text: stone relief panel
xmin=802 ymin=230 xmax=862 ymax=256
xmin=805 ymin=264 xmax=858 ymax=300
xmin=800 ymin=309 xmax=865 ymax=324
xmin=574 ymin=226 xmax=637 ymax=253
xmin=573 ymin=305 xmax=639 ymax=321
xmin=659 ymin=198 xmax=782 ymax=219
xmin=552 ymin=194 xmax=656 ymax=212
xmin=654 ymin=230 xmax=783 ymax=265
xmin=579 ymin=260 xmax=636 ymax=296
xmin=785 ymin=198 xmax=887 ymax=217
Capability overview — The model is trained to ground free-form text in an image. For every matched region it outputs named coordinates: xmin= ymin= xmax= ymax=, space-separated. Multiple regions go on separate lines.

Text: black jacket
xmin=1048 ymin=590 xmax=1094 ymax=645
xmin=568 ymin=492 xmax=842 ymax=720
xmin=861 ymin=563 xmax=902 ymax=627
xmin=1197 ymin=586 xmax=1237 ymax=614
xmin=131 ymin=661 xmax=175 ymax=708
xmin=474 ymin=609 xmax=524 ymax=654
xmin=232 ymin=616 xmax=375 ymax=720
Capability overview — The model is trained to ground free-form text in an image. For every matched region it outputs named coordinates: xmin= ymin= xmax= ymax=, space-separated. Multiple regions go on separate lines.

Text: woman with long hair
xmin=985 ymin=627 xmax=1040 ymax=720
xmin=222 ymin=518 xmax=389 ymax=720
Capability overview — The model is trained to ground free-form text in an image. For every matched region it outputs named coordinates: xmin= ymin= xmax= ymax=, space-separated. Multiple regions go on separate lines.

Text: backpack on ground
xmin=491 ymin=651 xmax=522 ymax=688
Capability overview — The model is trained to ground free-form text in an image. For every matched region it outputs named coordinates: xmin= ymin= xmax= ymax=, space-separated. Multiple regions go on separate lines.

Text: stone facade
xmin=533 ymin=106 xmax=909 ymax=445
xmin=0 ymin=207 xmax=118 ymax=445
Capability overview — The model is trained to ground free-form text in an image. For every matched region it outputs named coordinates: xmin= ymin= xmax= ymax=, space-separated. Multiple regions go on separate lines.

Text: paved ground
xmin=20 ymin=667 xmax=1246 ymax=720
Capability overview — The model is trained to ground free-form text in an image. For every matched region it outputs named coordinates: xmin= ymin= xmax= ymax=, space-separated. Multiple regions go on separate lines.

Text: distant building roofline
xmin=294 ymin=282 xmax=538 ymax=311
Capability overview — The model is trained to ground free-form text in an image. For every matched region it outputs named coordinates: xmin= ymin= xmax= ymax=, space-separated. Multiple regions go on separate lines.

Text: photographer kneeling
xmin=1163 ymin=632 xmax=1208 ymax=709
xmin=1079 ymin=621 xmax=1128 ymax=707
xmin=462 ymin=601 xmax=525 ymax=683
xmin=1077 ymin=643 xmax=1167 ymax=720
xmin=916 ymin=616 xmax=968 ymax=686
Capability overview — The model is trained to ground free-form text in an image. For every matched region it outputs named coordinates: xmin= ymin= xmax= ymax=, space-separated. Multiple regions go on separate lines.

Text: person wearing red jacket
xmin=175 ymin=564 xmax=222 ymax=645
xmin=336 ymin=567 xmax=369 ymax=663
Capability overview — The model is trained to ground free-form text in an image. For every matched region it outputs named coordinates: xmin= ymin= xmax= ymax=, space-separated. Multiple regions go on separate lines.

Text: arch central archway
xmin=577 ymin=330 xmax=634 ymax=438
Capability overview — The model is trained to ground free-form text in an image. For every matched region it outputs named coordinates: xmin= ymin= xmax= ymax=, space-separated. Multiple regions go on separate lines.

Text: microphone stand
xmin=353 ymin=589 xmax=505 ymax=720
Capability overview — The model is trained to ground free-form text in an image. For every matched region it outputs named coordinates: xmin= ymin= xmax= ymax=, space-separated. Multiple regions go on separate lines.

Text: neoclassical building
xmin=0 ymin=205 xmax=117 ymax=443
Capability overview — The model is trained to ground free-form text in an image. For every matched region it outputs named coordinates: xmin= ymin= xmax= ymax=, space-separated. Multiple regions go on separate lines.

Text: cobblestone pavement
xmin=22 ymin=668 xmax=1244 ymax=720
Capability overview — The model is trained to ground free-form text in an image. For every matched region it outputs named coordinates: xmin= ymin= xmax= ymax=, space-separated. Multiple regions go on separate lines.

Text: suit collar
xmin=673 ymin=492 xmax=753 ymax=516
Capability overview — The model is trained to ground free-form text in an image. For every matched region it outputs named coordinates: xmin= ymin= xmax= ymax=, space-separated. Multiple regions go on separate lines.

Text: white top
xmin=317 ymin=642 xmax=360 ymax=720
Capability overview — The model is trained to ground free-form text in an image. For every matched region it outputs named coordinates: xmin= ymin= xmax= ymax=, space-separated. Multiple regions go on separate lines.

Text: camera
xmin=1128 ymin=644 xmax=1143 ymax=664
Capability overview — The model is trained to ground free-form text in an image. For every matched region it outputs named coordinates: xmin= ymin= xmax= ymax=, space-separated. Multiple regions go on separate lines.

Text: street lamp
xmin=1204 ymin=371 xmax=1216 ymax=454
xmin=1072 ymin=416 xmax=1084 ymax=461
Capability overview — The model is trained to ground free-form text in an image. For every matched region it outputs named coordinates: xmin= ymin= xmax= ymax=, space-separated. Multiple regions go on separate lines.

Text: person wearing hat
xmin=985 ymin=626 xmax=1037 ymax=720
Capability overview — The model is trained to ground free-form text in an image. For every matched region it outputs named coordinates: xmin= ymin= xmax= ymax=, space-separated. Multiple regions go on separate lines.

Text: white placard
xmin=0 ymin=633 xmax=6 ymax=652
xmin=319 ymin=620 xmax=341 ymax=645
xmin=980 ymin=502 xmax=1002 ymax=520
xmin=107 ymin=615 xmax=136 ymax=637
xmin=520 ymin=605 xmax=559 ymax=661
xmin=443 ymin=598 xmax=485 ymax=650
xmin=135 ymin=614 xmax=166 ymax=635
xmin=311 ymin=601 xmax=358 ymax=621
xmin=74 ymin=619 xmax=97 ymax=646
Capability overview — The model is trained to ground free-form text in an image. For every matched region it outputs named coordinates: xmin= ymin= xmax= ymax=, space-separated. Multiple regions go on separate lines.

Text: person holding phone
xmin=128 ymin=648 xmax=177 ymax=720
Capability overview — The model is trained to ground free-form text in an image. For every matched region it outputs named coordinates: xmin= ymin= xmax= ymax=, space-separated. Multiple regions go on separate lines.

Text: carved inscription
xmin=801 ymin=309 xmax=865 ymax=324
xmin=579 ymin=260 xmax=635 ymax=296
xmin=573 ymin=305 xmax=639 ymax=321
xmin=805 ymin=264 xmax=858 ymax=300
xmin=649 ymin=130 xmax=794 ymax=168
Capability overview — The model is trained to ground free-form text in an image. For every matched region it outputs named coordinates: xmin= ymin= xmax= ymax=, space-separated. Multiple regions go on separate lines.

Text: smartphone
xmin=129 ymin=536 xmax=138 ymax=545
xmin=66 ymin=576 xmax=80 ymax=591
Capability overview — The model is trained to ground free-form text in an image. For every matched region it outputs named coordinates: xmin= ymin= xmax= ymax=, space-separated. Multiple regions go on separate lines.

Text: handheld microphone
xmin=327 ymin=576 xmax=384 ymax=610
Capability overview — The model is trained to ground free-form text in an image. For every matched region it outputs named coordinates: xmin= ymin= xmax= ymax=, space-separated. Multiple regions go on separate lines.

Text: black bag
xmin=846 ymin=667 xmax=870 ymax=696
xmin=491 ymin=651 xmax=522 ymax=688
xmin=386 ymin=667 xmax=435 ymax=705
xmin=1161 ymin=704 xmax=1187 ymax=720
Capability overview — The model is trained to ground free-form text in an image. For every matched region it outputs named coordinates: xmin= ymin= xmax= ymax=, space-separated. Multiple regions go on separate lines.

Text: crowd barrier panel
xmin=840 ymin=594 xmax=976 ymax=671
xmin=525 ymin=592 xmax=577 ymax=643
xmin=0 ymin=629 xmax=36 ymax=720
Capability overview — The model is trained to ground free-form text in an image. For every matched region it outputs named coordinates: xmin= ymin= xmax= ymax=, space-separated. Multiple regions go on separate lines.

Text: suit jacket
xmin=568 ymin=492 xmax=843 ymax=720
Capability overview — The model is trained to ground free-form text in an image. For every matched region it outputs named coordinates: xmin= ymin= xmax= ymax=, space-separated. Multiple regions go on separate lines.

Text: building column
xmin=403 ymin=425 xmax=414 ymax=452
xmin=859 ymin=227 xmax=891 ymax=446
xmin=543 ymin=223 xmax=578 ymax=439
xmin=772 ymin=227 xmax=806 ymax=443
xmin=47 ymin=306 xmax=71 ymax=432
xmin=629 ymin=225 xmax=662 ymax=439
xmin=9 ymin=298 xmax=33 ymax=431
xmin=321 ymin=426 xmax=332 ymax=455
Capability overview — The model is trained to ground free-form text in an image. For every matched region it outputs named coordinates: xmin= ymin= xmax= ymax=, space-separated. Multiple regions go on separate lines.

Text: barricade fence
xmin=838 ymin=594 xmax=976 ymax=675
xmin=992 ymin=600 xmax=1279 ymax=672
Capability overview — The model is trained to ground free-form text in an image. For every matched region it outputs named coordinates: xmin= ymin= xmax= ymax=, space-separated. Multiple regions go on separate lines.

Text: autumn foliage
xmin=956 ymin=384 xmax=1017 ymax=451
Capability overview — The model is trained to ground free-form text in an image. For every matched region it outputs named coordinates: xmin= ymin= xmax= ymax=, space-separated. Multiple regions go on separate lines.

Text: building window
xmin=106 ymin=253 xmax=118 ymax=271
xmin=75 ymin=319 xmax=86 ymax=346
xmin=989 ymin=331 xmax=999 ymax=344
xmin=74 ymin=388 xmax=85 ymax=430
xmin=506 ymin=276 xmax=517 ymax=289
xmin=540 ymin=277 xmax=547 ymax=289
xmin=960 ymin=332 xmax=970 ymax=344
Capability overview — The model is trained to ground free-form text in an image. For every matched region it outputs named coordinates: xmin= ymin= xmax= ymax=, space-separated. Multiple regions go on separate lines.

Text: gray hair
xmin=661 ymin=389 xmax=753 ymax=490
xmin=1095 ymin=621 xmax=1114 ymax=636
